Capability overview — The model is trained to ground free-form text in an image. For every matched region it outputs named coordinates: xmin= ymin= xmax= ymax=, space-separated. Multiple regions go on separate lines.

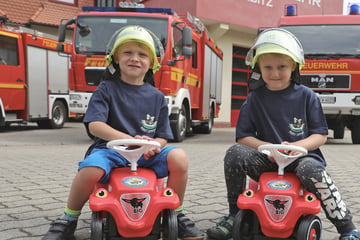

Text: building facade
xmin=0 ymin=0 xmax=354 ymax=126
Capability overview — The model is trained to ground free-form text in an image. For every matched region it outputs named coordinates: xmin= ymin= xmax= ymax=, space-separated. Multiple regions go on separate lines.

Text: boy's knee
xmin=296 ymin=158 xmax=325 ymax=180
xmin=78 ymin=166 xmax=105 ymax=182
xmin=225 ymin=144 xmax=247 ymax=163
xmin=167 ymin=148 xmax=188 ymax=171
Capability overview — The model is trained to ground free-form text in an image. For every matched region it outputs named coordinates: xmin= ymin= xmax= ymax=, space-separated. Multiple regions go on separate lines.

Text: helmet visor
xmin=246 ymin=28 xmax=305 ymax=70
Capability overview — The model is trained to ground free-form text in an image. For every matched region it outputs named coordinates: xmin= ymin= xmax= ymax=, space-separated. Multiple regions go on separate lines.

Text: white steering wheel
xmin=258 ymin=144 xmax=308 ymax=175
xmin=107 ymin=139 xmax=160 ymax=171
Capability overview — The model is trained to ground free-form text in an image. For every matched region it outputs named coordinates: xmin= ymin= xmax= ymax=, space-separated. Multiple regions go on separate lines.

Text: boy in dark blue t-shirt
xmin=207 ymin=28 xmax=359 ymax=240
xmin=43 ymin=25 xmax=204 ymax=240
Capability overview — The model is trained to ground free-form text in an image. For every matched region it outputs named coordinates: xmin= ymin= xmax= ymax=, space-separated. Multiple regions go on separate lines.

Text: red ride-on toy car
xmin=89 ymin=139 xmax=180 ymax=240
xmin=233 ymin=144 xmax=322 ymax=240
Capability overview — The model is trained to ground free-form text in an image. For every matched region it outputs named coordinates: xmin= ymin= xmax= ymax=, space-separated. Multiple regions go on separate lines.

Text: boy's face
xmin=258 ymin=53 xmax=296 ymax=91
xmin=114 ymin=42 xmax=154 ymax=84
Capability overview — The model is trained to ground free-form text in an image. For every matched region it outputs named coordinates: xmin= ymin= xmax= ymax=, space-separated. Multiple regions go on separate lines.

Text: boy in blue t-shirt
xmin=207 ymin=28 xmax=359 ymax=240
xmin=43 ymin=25 xmax=204 ymax=240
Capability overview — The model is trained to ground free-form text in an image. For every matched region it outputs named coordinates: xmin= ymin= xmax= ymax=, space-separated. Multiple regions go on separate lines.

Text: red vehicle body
xmin=233 ymin=145 xmax=322 ymax=240
xmin=0 ymin=25 xmax=72 ymax=129
xmin=279 ymin=6 xmax=360 ymax=144
xmin=57 ymin=6 xmax=223 ymax=142
xmin=89 ymin=139 xmax=180 ymax=239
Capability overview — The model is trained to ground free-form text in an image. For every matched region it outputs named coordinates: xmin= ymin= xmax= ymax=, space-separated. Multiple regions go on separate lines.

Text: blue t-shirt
xmin=236 ymin=82 xmax=328 ymax=163
xmin=84 ymin=77 xmax=173 ymax=150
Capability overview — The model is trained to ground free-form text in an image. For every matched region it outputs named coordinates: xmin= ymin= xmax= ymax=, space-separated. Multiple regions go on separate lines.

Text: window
xmin=49 ymin=0 xmax=77 ymax=6
xmin=0 ymin=35 xmax=19 ymax=66
xmin=96 ymin=0 xmax=116 ymax=7
xmin=192 ymin=40 xmax=198 ymax=69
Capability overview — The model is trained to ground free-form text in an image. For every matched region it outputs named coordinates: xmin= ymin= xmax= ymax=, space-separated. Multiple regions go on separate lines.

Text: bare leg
xmin=166 ymin=148 xmax=188 ymax=204
xmin=66 ymin=166 xmax=105 ymax=210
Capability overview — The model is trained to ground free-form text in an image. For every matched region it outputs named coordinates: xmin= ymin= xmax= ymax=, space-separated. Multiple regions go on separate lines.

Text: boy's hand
xmin=281 ymin=141 xmax=302 ymax=156
xmin=134 ymin=135 xmax=161 ymax=160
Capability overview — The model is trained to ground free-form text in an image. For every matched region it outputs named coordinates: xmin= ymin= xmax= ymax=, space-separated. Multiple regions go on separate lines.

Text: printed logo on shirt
xmin=141 ymin=114 xmax=157 ymax=133
xmin=288 ymin=117 xmax=304 ymax=136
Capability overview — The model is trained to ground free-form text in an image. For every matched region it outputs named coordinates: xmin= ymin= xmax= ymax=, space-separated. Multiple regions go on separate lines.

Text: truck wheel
xmin=333 ymin=120 xmax=345 ymax=139
xmin=351 ymin=116 xmax=360 ymax=144
xmin=50 ymin=100 xmax=67 ymax=129
xmin=170 ymin=104 xmax=188 ymax=142
xmin=193 ymin=105 xmax=214 ymax=134
xmin=37 ymin=100 xmax=67 ymax=129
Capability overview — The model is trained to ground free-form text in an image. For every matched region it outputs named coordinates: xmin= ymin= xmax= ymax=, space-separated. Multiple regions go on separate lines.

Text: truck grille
xmin=85 ymin=67 xmax=106 ymax=86
xmin=299 ymin=74 xmax=350 ymax=90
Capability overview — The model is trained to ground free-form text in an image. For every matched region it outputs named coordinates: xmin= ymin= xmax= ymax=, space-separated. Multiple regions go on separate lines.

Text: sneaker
xmin=207 ymin=214 xmax=234 ymax=240
xmin=177 ymin=212 xmax=205 ymax=240
xmin=42 ymin=218 xmax=77 ymax=240
xmin=340 ymin=230 xmax=360 ymax=240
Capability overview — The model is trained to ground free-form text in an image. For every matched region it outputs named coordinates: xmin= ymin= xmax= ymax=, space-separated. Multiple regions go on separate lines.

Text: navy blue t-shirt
xmin=84 ymin=77 xmax=173 ymax=150
xmin=236 ymin=82 xmax=328 ymax=164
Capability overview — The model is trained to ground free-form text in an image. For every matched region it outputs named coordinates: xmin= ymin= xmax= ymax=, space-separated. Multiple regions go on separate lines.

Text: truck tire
xmin=37 ymin=100 xmax=67 ymax=129
xmin=193 ymin=105 xmax=214 ymax=134
xmin=333 ymin=120 xmax=345 ymax=139
xmin=351 ymin=116 xmax=360 ymax=144
xmin=170 ymin=104 xmax=188 ymax=142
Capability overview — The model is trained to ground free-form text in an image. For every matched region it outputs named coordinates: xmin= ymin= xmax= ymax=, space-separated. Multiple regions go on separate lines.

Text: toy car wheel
xmin=296 ymin=215 xmax=321 ymax=240
xmin=233 ymin=209 xmax=260 ymax=240
xmin=91 ymin=211 xmax=104 ymax=240
xmin=162 ymin=209 xmax=178 ymax=240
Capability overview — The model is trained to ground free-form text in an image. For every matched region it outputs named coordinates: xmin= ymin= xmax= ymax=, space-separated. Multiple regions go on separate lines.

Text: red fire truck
xmin=278 ymin=5 xmax=360 ymax=144
xmin=0 ymin=25 xmax=72 ymax=129
xmin=57 ymin=6 xmax=223 ymax=142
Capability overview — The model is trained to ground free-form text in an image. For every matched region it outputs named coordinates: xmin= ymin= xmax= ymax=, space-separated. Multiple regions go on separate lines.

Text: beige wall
xmin=212 ymin=30 xmax=256 ymax=125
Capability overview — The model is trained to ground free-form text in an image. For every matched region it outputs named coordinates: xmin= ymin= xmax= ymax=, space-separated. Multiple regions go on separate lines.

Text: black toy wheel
xmin=233 ymin=209 xmax=260 ymax=240
xmin=162 ymin=209 xmax=178 ymax=240
xmin=296 ymin=215 xmax=321 ymax=240
xmin=91 ymin=211 xmax=104 ymax=240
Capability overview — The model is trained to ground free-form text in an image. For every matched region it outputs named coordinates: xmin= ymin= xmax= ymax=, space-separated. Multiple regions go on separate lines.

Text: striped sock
xmin=175 ymin=205 xmax=183 ymax=214
xmin=61 ymin=207 xmax=81 ymax=221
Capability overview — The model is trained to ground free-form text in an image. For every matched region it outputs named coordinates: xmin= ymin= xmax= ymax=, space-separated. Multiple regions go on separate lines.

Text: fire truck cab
xmin=57 ymin=6 xmax=223 ymax=142
xmin=279 ymin=4 xmax=360 ymax=144
xmin=0 ymin=26 xmax=71 ymax=129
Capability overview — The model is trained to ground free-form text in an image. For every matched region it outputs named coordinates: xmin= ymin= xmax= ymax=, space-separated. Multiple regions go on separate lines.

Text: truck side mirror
xmin=182 ymin=26 xmax=192 ymax=46
xmin=183 ymin=46 xmax=192 ymax=58
xmin=58 ymin=17 xmax=76 ymax=43
xmin=57 ymin=43 xmax=64 ymax=53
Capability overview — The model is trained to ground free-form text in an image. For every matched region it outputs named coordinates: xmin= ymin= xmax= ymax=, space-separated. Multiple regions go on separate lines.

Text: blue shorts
xmin=78 ymin=146 xmax=177 ymax=184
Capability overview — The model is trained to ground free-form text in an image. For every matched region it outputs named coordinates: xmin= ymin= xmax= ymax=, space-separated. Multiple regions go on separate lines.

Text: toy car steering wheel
xmin=258 ymin=144 xmax=308 ymax=175
xmin=107 ymin=139 xmax=161 ymax=171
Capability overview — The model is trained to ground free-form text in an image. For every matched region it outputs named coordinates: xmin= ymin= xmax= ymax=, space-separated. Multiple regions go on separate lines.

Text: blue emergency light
xmin=286 ymin=5 xmax=297 ymax=16
xmin=349 ymin=4 xmax=360 ymax=15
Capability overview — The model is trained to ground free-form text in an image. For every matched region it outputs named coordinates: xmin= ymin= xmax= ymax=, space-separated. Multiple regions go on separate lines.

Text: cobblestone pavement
xmin=0 ymin=122 xmax=359 ymax=240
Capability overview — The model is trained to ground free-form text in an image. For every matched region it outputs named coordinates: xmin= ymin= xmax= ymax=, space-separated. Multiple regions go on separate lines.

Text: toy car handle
xmin=258 ymin=144 xmax=308 ymax=175
xmin=107 ymin=139 xmax=161 ymax=171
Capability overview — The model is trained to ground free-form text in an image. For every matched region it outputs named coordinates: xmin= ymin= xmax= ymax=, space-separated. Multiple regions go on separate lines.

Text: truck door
xmin=26 ymin=45 xmax=48 ymax=120
xmin=187 ymin=37 xmax=201 ymax=110
xmin=0 ymin=31 xmax=26 ymax=113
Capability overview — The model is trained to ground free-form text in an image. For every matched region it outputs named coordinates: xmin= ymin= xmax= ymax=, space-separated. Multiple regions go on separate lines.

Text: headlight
xmin=70 ymin=94 xmax=82 ymax=101
xmin=353 ymin=96 xmax=360 ymax=105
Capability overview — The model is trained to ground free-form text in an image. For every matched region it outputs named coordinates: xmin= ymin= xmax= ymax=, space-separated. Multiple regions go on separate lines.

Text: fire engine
xmin=56 ymin=6 xmax=223 ymax=142
xmin=278 ymin=4 xmax=360 ymax=144
xmin=0 ymin=25 xmax=72 ymax=129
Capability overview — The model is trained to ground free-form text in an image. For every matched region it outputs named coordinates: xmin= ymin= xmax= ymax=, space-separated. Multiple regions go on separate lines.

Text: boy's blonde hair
xmin=106 ymin=25 xmax=160 ymax=73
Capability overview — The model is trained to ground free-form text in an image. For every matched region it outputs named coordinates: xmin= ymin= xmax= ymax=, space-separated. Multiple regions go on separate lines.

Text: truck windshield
xmin=74 ymin=16 xmax=168 ymax=56
xmin=280 ymin=25 xmax=360 ymax=57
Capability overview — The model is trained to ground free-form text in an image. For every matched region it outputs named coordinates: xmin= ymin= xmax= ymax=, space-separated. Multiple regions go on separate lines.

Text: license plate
xmin=319 ymin=96 xmax=336 ymax=104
